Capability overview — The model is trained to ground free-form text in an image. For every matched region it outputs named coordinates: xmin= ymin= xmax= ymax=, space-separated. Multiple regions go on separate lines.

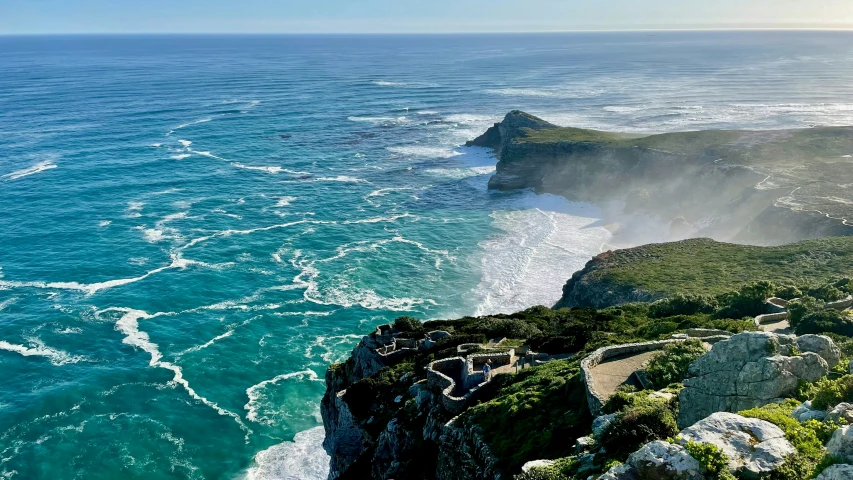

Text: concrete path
xmin=589 ymin=351 xmax=660 ymax=401
xmin=760 ymin=319 xmax=791 ymax=335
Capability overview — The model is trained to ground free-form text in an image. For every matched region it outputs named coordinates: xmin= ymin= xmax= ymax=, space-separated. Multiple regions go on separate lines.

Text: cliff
xmin=468 ymin=111 xmax=853 ymax=246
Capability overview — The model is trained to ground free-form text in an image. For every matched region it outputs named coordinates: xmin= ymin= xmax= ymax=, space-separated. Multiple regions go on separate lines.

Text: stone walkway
xmin=760 ymin=319 xmax=791 ymax=335
xmin=589 ymin=351 xmax=660 ymax=401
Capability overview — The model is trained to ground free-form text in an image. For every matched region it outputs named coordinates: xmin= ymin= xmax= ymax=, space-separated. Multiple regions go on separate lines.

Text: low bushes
xmin=598 ymin=397 xmax=678 ymax=460
xmin=683 ymin=441 xmax=735 ymax=480
xmin=645 ymin=339 xmax=707 ymax=389
xmin=811 ymin=375 xmax=853 ymax=410
xmin=648 ymin=294 xmax=718 ymax=318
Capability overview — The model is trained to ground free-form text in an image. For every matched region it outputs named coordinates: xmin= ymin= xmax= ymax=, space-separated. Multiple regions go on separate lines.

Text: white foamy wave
xmin=174 ymin=117 xmax=213 ymax=130
xmin=473 ymin=194 xmax=611 ymax=316
xmin=244 ymin=427 xmax=329 ymax=480
xmin=603 ymin=105 xmax=646 ymax=114
xmin=304 ymin=334 xmax=362 ymax=364
xmin=346 ymin=116 xmax=409 ymax=125
xmin=0 ymin=338 xmax=86 ymax=366
xmin=244 ymin=370 xmax=322 ymax=425
xmin=178 ymin=140 xmax=192 ymax=147
xmin=2 ymin=161 xmax=58 ymax=181
xmin=312 ymin=176 xmax=368 ymax=184
xmin=171 ymin=154 xmax=192 ymax=160
xmin=98 ymin=220 xmax=112 ymax=227
xmin=443 ymin=113 xmax=497 ymax=125
xmin=276 ymin=196 xmax=297 ymax=207
xmin=485 ymin=87 xmax=604 ymax=99
xmin=176 ymin=330 xmax=234 ymax=357
xmin=101 ymin=307 xmax=251 ymax=433
xmin=423 ymin=166 xmax=495 ymax=179
xmin=387 ymin=146 xmax=460 ymax=158
xmin=231 ymin=163 xmax=284 ymax=174
xmin=371 ymin=80 xmax=437 ymax=89
xmin=0 ymin=297 xmax=17 ymax=311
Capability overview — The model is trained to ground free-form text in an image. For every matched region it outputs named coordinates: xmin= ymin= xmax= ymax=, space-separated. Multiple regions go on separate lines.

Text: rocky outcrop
xmin=597 ymin=441 xmax=704 ymax=480
xmin=471 ymin=111 xmax=853 ymax=249
xmin=792 ymin=401 xmax=827 ymax=423
xmin=676 ymin=412 xmax=795 ymax=478
xmin=436 ymin=421 xmax=504 ymax=480
xmin=678 ymin=332 xmax=835 ymax=428
xmin=827 ymin=425 xmax=853 ymax=463
xmin=815 ymin=464 xmax=853 ymax=479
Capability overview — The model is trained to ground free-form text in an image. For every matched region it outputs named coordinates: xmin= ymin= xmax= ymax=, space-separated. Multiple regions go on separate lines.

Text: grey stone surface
xmin=597 ymin=463 xmax=638 ymax=480
xmin=576 ymin=436 xmax=596 ymax=454
xmin=815 ymin=464 xmax=853 ymax=480
xmin=793 ymin=401 xmax=828 ymax=423
xmin=827 ymin=426 xmax=853 ymax=463
xmin=797 ymin=334 xmax=841 ymax=368
xmin=827 ymin=403 xmax=853 ymax=424
xmin=678 ymin=332 xmax=832 ymax=427
xmin=592 ymin=413 xmax=617 ymax=438
xmin=628 ymin=441 xmax=704 ymax=480
xmin=677 ymin=412 xmax=795 ymax=478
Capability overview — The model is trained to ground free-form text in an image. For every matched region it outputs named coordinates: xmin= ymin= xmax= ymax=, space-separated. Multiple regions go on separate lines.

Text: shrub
xmin=598 ymin=399 xmax=678 ymax=460
xmin=394 ymin=316 xmax=425 ymax=334
xmin=645 ymin=340 xmax=707 ymax=389
xmin=738 ymin=400 xmax=827 ymax=462
xmin=513 ymin=457 xmax=575 ymax=480
xmin=796 ymin=309 xmax=853 ymax=337
xmin=812 ymin=375 xmax=853 ymax=410
xmin=775 ymin=285 xmax=803 ymax=300
xmin=715 ymin=281 xmax=776 ymax=319
xmin=788 ymin=296 xmax=821 ymax=328
xmin=806 ymin=283 xmax=847 ymax=302
xmin=649 ymin=294 xmax=718 ymax=318
xmin=683 ymin=441 xmax=734 ymax=480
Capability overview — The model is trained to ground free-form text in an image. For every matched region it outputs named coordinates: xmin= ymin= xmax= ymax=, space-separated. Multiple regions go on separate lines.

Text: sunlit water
xmin=1 ymin=32 xmax=852 ymax=479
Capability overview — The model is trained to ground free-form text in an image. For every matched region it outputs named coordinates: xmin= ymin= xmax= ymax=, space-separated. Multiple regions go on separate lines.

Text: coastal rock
xmin=521 ymin=459 xmax=555 ymax=473
xmin=575 ymin=436 xmax=595 ymax=454
xmin=792 ymin=401 xmax=827 ymax=423
xmin=592 ymin=413 xmax=617 ymax=438
xmin=827 ymin=425 xmax=853 ymax=463
xmin=815 ymin=464 xmax=853 ymax=480
xmin=597 ymin=463 xmax=638 ymax=480
xmin=372 ymin=418 xmax=416 ymax=479
xmin=676 ymin=412 xmax=795 ymax=478
xmin=628 ymin=440 xmax=704 ymax=480
xmin=677 ymin=332 xmax=832 ymax=428
xmin=796 ymin=334 xmax=841 ymax=368
xmin=827 ymin=403 xmax=853 ymax=424
xmin=436 ymin=422 xmax=504 ymax=480
xmin=322 ymin=389 xmax=372 ymax=479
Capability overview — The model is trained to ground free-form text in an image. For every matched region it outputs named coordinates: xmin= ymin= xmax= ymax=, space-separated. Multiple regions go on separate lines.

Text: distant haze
xmin=2 ymin=0 xmax=853 ymax=34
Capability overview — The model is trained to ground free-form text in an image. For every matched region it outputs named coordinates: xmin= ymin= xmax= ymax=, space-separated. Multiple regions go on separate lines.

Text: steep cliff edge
xmin=468 ymin=111 xmax=853 ymax=246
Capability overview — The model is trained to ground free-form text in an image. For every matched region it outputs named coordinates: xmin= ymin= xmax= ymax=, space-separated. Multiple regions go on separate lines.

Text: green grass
xmin=519 ymin=126 xmax=636 ymax=144
xmin=585 ymin=237 xmax=853 ymax=299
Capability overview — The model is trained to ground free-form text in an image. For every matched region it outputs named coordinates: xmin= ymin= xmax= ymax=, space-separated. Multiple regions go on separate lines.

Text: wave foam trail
xmin=0 ymin=338 xmax=86 ymax=366
xmin=2 ymin=160 xmax=58 ymax=181
xmin=245 ymin=426 xmax=329 ymax=480
xmin=473 ymin=195 xmax=611 ymax=316
xmin=102 ymin=307 xmax=251 ymax=434
xmin=244 ymin=370 xmax=322 ymax=424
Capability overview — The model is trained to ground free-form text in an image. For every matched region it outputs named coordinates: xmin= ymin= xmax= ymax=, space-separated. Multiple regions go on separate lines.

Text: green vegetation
xmin=683 ymin=442 xmax=736 ymax=480
xmin=645 ymin=340 xmax=707 ymax=389
xmin=513 ymin=457 xmax=576 ymax=480
xmin=811 ymin=375 xmax=853 ymax=410
xmin=519 ymin=126 xmax=636 ymax=144
xmin=572 ymin=238 xmax=853 ymax=301
xmin=462 ymin=359 xmax=590 ymax=472
xmin=598 ymin=395 xmax=678 ymax=460
xmin=738 ymin=400 xmax=841 ymax=479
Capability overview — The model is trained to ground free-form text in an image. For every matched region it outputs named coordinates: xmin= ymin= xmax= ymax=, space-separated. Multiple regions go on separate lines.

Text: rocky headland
xmin=320 ymin=113 xmax=853 ymax=480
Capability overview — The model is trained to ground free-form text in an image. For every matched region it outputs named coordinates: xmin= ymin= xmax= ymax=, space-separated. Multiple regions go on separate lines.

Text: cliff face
xmin=469 ymin=111 xmax=853 ymax=247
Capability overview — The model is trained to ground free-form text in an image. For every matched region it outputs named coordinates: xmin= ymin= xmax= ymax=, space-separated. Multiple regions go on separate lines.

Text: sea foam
xmin=244 ymin=426 xmax=329 ymax=480
xmin=2 ymin=160 xmax=58 ymax=181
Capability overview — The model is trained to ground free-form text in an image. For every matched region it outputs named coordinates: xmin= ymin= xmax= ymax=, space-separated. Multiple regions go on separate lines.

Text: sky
xmin=1 ymin=0 xmax=853 ymax=34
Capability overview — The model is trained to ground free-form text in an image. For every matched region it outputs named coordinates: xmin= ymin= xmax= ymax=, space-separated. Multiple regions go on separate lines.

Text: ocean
xmin=1 ymin=31 xmax=852 ymax=479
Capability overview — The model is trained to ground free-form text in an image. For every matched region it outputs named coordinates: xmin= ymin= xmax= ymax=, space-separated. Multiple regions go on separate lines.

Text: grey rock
xmin=678 ymin=332 xmax=831 ymax=427
xmin=592 ymin=413 xmax=617 ymax=438
xmin=521 ymin=459 xmax=555 ymax=473
xmin=815 ymin=464 xmax=853 ymax=480
xmin=576 ymin=436 xmax=596 ymax=454
xmin=597 ymin=463 xmax=638 ymax=480
xmin=827 ymin=426 xmax=853 ymax=463
xmin=577 ymin=453 xmax=598 ymax=476
xmin=797 ymin=334 xmax=841 ymax=368
xmin=627 ymin=441 xmax=704 ymax=480
xmin=677 ymin=412 xmax=795 ymax=478
xmin=793 ymin=401 xmax=828 ymax=423
xmin=827 ymin=403 xmax=853 ymax=424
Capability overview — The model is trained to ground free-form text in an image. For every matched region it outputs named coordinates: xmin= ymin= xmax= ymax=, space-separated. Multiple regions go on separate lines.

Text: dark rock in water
xmin=280 ymin=134 xmax=292 ymax=140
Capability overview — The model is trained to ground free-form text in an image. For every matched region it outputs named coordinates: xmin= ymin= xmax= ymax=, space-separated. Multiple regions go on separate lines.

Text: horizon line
xmin=2 ymin=26 xmax=853 ymax=36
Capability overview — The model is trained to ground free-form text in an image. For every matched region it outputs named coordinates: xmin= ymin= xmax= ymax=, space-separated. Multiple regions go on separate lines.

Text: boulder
xmin=592 ymin=413 xmax=616 ymax=438
xmin=575 ymin=436 xmax=595 ymax=454
xmin=521 ymin=459 xmax=555 ymax=473
xmin=678 ymin=332 xmax=832 ymax=427
xmin=628 ymin=441 xmax=704 ymax=480
xmin=597 ymin=463 xmax=638 ymax=480
xmin=815 ymin=464 xmax=853 ymax=480
xmin=677 ymin=412 xmax=795 ymax=478
xmin=793 ymin=401 xmax=827 ymax=423
xmin=827 ymin=426 xmax=853 ymax=463
xmin=797 ymin=334 xmax=841 ymax=368
xmin=827 ymin=403 xmax=853 ymax=424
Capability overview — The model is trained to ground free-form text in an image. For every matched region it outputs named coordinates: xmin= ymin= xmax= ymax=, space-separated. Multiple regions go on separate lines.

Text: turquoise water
xmin=1 ymin=32 xmax=853 ymax=479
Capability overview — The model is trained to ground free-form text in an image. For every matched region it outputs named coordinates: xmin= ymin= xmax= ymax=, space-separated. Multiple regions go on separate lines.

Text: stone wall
xmin=581 ymin=340 xmax=680 ymax=416
xmin=827 ymin=295 xmax=853 ymax=311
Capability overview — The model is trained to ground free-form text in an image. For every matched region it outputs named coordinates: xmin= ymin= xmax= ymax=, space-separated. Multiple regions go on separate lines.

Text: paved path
xmin=760 ymin=319 xmax=791 ymax=335
xmin=589 ymin=351 xmax=660 ymax=401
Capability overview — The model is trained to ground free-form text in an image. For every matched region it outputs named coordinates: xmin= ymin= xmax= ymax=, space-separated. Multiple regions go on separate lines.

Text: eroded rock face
xmin=678 ymin=332 xmax=832 ymax=427
xmin=827 ymin=426 xmax=853 ymax=463
xmin=677 ymin=412 xmax=795 ymax=478
xmin=815 ymin=464 xmax=853 ymax=480
xmin=827 ymin=403 xmax=853 ymax=424
xmin=793 ymin=401 xmax=827 ymax=423
xmin=597 ymin=463 xmax=638 ymax=480
xmin=797 ymin=334 xmax=841 ymax=368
